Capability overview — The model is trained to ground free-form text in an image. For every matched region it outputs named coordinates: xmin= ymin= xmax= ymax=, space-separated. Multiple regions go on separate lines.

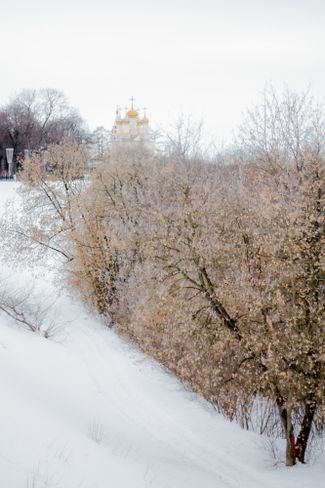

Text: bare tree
xmin=0 ymin=88 xmax=88 ymax=171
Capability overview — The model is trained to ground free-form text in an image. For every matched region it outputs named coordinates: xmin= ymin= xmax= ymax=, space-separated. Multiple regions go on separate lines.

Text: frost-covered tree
xmin=2 ymin=87 xmax=325 ymax=467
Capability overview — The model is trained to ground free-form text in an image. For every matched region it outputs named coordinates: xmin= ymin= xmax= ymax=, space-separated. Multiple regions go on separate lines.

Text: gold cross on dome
xmin=142 ymin=106 xmax=148 ymax=116
xmin=129 ymin=96 xmax=135 ymax=109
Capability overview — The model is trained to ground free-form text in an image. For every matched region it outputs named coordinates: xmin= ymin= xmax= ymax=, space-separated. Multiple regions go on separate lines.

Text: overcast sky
xmin=1 ymin=0 xmax=324 ymax=142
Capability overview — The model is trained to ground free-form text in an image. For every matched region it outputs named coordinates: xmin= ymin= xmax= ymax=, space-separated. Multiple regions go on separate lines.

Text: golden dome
xmin=138 ymin=116 xmax=149 ymax=125
xmin=127 ymin=109 xmax=138 ymax=118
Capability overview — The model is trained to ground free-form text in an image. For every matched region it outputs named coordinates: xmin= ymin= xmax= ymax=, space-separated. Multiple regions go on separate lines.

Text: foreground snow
xmin=0 ymin=182 xmax=324 ymax=487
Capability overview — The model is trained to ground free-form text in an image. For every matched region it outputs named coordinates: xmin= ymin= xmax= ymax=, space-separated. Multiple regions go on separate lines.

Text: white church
xmin=110 ymin=97 xmax=154 ymax=152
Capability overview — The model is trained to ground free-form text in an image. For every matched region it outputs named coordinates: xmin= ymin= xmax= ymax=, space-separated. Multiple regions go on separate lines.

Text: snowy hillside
xmin=0 ymin=182 xmax=324 ymax=488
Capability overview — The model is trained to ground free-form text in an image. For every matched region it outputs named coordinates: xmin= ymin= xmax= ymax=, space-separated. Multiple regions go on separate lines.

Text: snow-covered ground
xmin=0 ymin=182 xmax=324 ymax=488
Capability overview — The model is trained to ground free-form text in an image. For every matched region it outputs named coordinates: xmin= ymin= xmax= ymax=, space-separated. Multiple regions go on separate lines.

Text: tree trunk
xmin=295 ymin=400 xmax=316 ymax=464
xmin=276 ymin=398 xmax=296 ymax=466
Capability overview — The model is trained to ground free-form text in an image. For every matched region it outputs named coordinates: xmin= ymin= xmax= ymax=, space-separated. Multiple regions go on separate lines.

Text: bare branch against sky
xmin=1 ymin=0 xmax=324 ymax=141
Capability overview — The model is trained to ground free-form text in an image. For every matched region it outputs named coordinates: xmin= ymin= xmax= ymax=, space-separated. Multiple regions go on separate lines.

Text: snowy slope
xmin=0 ymin=182 xmax=324 ymax=488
